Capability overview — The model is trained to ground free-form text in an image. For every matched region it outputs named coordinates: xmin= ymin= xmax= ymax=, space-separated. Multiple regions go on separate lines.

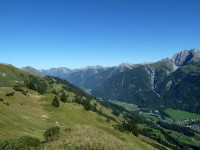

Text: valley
xmin=109 ymin=100 xmax=200 ymax=147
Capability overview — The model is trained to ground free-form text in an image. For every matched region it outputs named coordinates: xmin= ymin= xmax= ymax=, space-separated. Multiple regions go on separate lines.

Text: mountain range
xmin=22 ymin=49 xmax=200 ymax=114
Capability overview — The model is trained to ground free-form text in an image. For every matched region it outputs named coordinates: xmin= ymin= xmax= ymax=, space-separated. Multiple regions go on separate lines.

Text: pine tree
xmin=28 ymin=80 xmax=36 ymax=90
xmin=60 ymin=92 xmax=67 ymax=103
xmin=127 ymin=120 xmax=139 ymax=137
xmin=52 ymin=96 xmax=59 ymax=107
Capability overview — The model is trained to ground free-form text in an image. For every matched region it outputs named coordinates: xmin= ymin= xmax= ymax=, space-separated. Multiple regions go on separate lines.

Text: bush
xmin=0 ymin=98 xmax=3 ymax=102
xmin=52 ymin=96 xmax=59 ymax=107
xmin=0 ymin=136 xmax=41 ymax=150
xmin=65 ymin=128 xmax=73 ymax=133
xmin=13 ymin=86 xmax=27 ymax=95
xmin=18 ymin=136 xmax=41 ymax=148
xmin=113 ymin=124 xmax=125 ymax=132
xmin=106 ymin=118 xmax=110 ymax=123
xmin=52 ymin=89 xmax=57 ymax=95
xmin=44 ymin=126 xmax=60 ymax=142
xmin=6 ymin=92 xmax=15 ymax=96
xmin=60 ymin=92 xmax=67 ymax=103
xmin=82 ymin=100 xmax=91 ymax=110
xmin=112 ymin=109 xmax=120 ymax=117
xmin=124 ymin=120 xmax=139 ymax=137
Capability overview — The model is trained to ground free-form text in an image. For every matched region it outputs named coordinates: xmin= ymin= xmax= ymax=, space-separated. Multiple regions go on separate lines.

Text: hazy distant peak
xmin=21 ymin=66 xmax=44 ymax=77
xmin=82 ymin=65 xmax=106 ymax=70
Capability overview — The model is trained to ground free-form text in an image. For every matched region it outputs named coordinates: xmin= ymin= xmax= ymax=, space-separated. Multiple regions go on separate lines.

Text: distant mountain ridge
xmin=24 ymin=63 xmax=137 ymax=89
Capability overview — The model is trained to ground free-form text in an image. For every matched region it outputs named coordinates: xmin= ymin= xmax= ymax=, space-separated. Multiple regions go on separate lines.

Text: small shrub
xmin=18 ymin=136 xmax=41 ymax=148
xmin=52 ymin=89 xmax=57 ymax=95
xmin=13 ymin=86 xmax=27 ymax=95
xmin=6 ymin=92 xmax=15 ymax=96
xmin=113 ymin=124 xmax=125 ymax=132
xmin=106 ymin=118 xmax=110 ymax=123
xmin=6 ymin=102 xmax=9 ymax=106
xmin=0 ymin=98 xmax=3 ymax=102
xmin=60 ymin=92 xmax=67 ymax=103
xmin=112 ymin=109 xmax=120 ymax=117
xmin=125 ymin=120 xmax=139 ymax=137
xmin=98 ymin=108 xmax=103 ymax=115
xmin=65 ymin=128 xmax=73 ymax=133
xmin=0 ymin=136 xmax=41 ymax=150
xmin=44 ymin=126 xmax=60 ymax=142
xmin=82 ymin=100 xmax=91 ymax=111
xmin=52 ymin=96 xmax=59 ymax=107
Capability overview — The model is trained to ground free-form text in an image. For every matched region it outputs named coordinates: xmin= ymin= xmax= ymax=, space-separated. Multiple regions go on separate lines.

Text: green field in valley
xmin=165 ymin=108 xmax=200 ymax=121
xmin=111 ymin=100 xmax=138 ymax=111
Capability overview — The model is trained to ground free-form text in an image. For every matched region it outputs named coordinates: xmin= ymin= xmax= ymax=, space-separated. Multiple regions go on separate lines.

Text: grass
xmin=40 ymin=125 xmax=170 ymax=150
xmin=165 ymin=108 xmax=200 ymax=121
xmin=0 ymin=87 xmax=163 ymax=149
xmin=170 ymin=131 xmax=200 ymax=147
xmin=40 ymin=126 xmax=140 ymax=150
xmin=141 ymin=114 xmax=160 ymax=122
xmin=111 ymin=100 xmax=138 ymax=111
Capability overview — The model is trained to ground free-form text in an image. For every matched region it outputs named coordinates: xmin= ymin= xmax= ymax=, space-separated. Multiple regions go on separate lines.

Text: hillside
xmin=0 ymin=63 xmax=168 ymax=150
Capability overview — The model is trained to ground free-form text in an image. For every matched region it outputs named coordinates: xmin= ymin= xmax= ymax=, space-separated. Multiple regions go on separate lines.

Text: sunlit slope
xmin=0 ymin=63 xmax=167 ymax=149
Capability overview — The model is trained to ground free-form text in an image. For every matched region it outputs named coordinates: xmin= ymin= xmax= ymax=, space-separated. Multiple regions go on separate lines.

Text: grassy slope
xmin=0 ymin=64 xmax=31 ymax=86
xmin=0 ymin=87 xmax=163 ymax=150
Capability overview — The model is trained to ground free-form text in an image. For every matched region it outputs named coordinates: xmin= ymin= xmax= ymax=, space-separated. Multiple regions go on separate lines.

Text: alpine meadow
xmin=1 ymin=0 xmax=200 ymax=150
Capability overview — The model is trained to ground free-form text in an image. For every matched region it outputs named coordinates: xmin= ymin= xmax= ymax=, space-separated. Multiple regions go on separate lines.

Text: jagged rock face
xmin=171 ymin=49 xmax=200 ymax=66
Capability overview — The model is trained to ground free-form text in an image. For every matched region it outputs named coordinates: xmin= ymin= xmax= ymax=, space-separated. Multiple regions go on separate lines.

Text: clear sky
xmin=0 ymin=0 xmax=200 ymax=69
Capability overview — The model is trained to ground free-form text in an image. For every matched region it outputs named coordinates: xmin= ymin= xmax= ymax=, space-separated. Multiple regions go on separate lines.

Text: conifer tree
xmin=52 ymin=96 xmax=59 ymax=107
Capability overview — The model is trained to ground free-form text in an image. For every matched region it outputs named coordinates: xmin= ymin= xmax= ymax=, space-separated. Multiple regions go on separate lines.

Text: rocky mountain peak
xmin=171 ymin=49 xmax=200 ymax=67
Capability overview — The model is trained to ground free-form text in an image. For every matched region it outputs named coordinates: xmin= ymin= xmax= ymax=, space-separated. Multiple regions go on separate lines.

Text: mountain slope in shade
xmin=66 ymin=64 xmax=138 ymax=89
xmin=91 ymin=49 xmax=200 ymax=114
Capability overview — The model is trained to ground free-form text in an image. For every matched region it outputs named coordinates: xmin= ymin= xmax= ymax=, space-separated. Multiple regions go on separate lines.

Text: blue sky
xmin=0 ymin=0 xmax=200 ymax=69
